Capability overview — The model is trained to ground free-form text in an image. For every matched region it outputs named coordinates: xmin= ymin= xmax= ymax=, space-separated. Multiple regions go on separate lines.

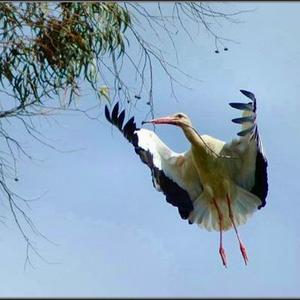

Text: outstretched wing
xmin=105 ymin=103 xmax=202 ymax=221
xmin=221 ymin=90 xmax=268 ymax=209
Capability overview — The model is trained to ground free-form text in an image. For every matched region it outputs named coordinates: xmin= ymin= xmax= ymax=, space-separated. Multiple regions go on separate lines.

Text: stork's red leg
xmin=213 ymin=198 xmax=227 ymax=268
xmin=226 ymin=194 xmax=248 ymax=265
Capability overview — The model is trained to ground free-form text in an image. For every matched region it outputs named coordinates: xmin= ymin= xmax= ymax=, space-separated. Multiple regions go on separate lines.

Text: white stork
xmin=105 ymin=90 xmax=268 ymax=268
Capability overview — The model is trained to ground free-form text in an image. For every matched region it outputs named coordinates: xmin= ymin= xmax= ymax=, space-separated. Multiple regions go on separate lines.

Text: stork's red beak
xmin=142 ymin=116 xmax=177 ymax=125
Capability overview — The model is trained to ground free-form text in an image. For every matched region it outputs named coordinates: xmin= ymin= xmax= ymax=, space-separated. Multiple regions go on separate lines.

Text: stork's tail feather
xmin=105 ymin=103 xmax=138 ymax=145
xmin=231 ymin=186 xmax=261 ymax=226
xmin=188 ymin=186 xmax=261 ymax=231
xmin=229 ymin=90 xmax=258 ymax=140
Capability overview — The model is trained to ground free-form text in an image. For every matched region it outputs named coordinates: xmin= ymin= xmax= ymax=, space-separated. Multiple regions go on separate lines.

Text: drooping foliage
xmin=0 ymin=2 xmax=130 ymax=113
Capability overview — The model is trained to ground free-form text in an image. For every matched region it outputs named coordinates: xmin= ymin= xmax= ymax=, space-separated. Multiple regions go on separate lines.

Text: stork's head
xmin=143 ymin=113 xmax=192 ymax=128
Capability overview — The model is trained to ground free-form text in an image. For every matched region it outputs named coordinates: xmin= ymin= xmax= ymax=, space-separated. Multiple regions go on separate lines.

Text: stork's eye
xmin=176 ymin=113 xmax=184 ymax=118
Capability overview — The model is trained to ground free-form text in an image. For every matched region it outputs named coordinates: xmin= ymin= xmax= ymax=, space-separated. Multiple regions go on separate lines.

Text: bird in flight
xmin=105 ymin=90 xmax=268 ymax=268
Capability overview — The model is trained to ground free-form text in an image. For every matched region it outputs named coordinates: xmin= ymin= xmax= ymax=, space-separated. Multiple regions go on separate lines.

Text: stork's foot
xmin=219 ymin=246 xmax=227 ymax=268
xmin=240 ymin=243 xmax=248 ymax=265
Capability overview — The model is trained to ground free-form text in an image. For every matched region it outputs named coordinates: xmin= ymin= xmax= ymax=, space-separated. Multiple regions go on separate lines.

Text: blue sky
xmin=1 ymin=2 xmax=300 ymax=297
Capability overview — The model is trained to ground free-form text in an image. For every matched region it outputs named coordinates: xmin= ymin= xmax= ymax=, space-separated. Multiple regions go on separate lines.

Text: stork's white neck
xmin=181 ymin=125 xmax=208 ymax=153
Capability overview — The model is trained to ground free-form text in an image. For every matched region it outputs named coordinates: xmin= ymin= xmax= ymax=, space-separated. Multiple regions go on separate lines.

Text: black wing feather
xmin=117 ymin=110 xmax=125 ymax=130
xmin=229 ymin=102 xmax=253 ymax=111
xmin=237 ymin=124 xmax=256 ymax=137
xmin=123 ymin=117 xmax=136 ymax=143
xmin=232 ymin=116 xmax=256 ymax=124
xmin=252 ymin=150 xmax=268 ymax=209
xmin=105 ymin=106 xmax=112 ymax=123
xmin=111 ymin=102 xmax=119 ymax=123
xmin=240 ymin=89 xmax=256 ymax=102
